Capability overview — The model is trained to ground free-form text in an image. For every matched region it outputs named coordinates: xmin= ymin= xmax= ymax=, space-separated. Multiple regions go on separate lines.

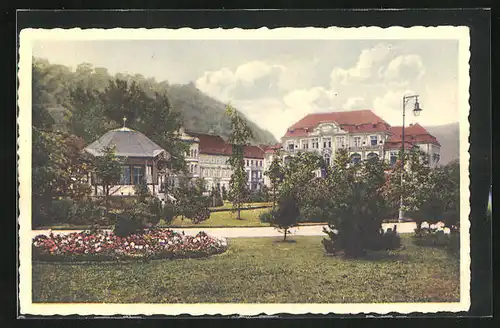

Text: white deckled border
xmin=18 ymin=26 xmax=471 ymax=316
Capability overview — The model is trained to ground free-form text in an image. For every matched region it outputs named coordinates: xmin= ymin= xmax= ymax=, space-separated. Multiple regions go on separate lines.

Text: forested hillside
xmin=32 ymin=58 xmax=277 ymax=145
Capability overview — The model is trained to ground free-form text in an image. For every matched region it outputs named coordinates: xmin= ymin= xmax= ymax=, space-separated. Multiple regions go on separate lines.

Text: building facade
xmin=261 ymin=109 xmax=441 ymax=187
xmin=182 ymin=131 xmax=265 ymax=192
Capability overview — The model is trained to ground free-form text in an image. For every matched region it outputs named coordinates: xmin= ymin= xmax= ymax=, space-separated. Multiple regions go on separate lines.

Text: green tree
xmin=32 ymin=129 xmax=93 ymax=226
xmin=319 ymin=148 xmax=394 ymax=257
xmin=264 ymin=149 xmax=285 ymax=208
xmin=172 ymin=177 xmax=210 ymax=224
xmin=92 ymin=145 xmax=123 ymax=211
xmin=270 ymin=191 xmax=301 ymax=241
xmin=381 ymin=147 xmax=434 ymax=229
xmin=225 ymin=104 xmax=253 ymax=219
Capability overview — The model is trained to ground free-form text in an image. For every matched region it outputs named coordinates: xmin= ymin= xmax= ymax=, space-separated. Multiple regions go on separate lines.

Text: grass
xmin=168 ymin=207 xmax=271 ymax=227
xmin=32 ymin=235 xmax=460 ymax=303
xmin=210 ymin=201 xmax=273 ymax=210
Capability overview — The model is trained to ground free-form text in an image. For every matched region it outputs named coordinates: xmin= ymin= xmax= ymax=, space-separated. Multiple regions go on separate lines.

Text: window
xmin=301 ymin=139 xmax=309 ymax=149
xmin=246 ymin=160 xmax=249 ymax=166
xmin=350 ymin=154 xmax=361 ymax=164
xmin=146 ymin=165 xmax=153 ymax=183
xmin=323 ymin=137 xmax=332 ymax=148
xmin=336 ymin=136 xmax=345 ymax=147
xmin=133 ymin=166 xmax=144 ymax=185
xmin=120 ymin=166 xmax=131 ymax=185
xmin=353 ymin=136 xmax=362 ymax=147
xmin=312 ymin=138 xmax=319 ymax=149
xmin=323 ymin=153 xmax=331 ymax=166
xmin=370 ymin=136 xmax=378 ymax=146
xmin=251 ymin=160 xmax=254 ymax=166
xmin=287 ymin=142 xmax=295 ymax=150
xmin=390 ymin=152 xmax=398 ymax=167
xmin=367 ymin=152 xmax=378 ymax=160
xmin=260 ymin=160 xmax=263 ymax=167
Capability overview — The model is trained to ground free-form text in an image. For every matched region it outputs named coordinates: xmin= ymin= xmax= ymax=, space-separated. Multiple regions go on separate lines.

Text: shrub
xmin=367 ymin=226 xmax=402 ymax=251
xmin=412 ymin=224 xmax=457 ymax=250
xmin=49 ymin=198 xmax=75 ymax=223
xmin=68 ymin=198 xmax=106 ymax=226
xmin=258 ymin=210 xmax=274 ymax=223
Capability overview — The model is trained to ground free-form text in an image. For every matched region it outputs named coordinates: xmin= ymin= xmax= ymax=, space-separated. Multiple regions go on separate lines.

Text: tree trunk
xmin=284 ymin=228 xmax=287 ymax=241
xmin=237 ymin=207 xmax=241 ymax=220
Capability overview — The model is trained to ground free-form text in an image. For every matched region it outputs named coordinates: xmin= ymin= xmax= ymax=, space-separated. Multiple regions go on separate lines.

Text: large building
xmin=181 ymin=130 xmax=265 ymax=191
xmin=263 ymin=109 xmax=442 ymax=185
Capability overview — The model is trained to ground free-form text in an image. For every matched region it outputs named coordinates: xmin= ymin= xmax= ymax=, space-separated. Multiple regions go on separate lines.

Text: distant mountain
xmin=166 ymin=83 xmax=277 ymax=145
xmin=426 ymin=122 xmax=460 ymax=165
xmin=32 ymin=58 xmax=278 ymax=146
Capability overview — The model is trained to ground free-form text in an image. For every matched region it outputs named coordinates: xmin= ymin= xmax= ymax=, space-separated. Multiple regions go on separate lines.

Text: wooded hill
xmin=32 ymin=58 xmax=278 ymax=145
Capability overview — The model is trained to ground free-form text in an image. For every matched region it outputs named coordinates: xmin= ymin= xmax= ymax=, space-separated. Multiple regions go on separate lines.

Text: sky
xmin=33 ymin=38 xmax=460 ymax=140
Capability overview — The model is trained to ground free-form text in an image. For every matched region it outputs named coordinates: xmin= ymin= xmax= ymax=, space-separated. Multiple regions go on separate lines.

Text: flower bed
xmin=32 ymin=229 xmax=228 ymax=262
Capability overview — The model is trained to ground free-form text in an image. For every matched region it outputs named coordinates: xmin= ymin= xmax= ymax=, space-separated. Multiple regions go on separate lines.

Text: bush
xmin=412 ymin=225 xmax=457 ymax=250
xmin=49 ymin=198 xmax=75 ymax=223
xmin=68 ymin=198 xmax=106 ymax=225
xmin=113 ymin=196 xmax=163 ymax=237
xmin=368 ymin=226 xmax=402 ymax=251
xmin=259 ymin=210 xmax=274 ymax=223
xmin=247 ymin=190 xmax=267 ymax=203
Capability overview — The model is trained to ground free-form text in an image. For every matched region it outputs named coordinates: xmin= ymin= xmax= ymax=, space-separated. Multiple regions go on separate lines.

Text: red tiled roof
xmin=283 ymin=110 xmax=391 ymax=138
xmin=260 ymin=143 xmax=282 ymax=154
xmin=387 ymin=123 xmax=441 ymax=146
xmin=186 ymin=132 xmax=264 ymax=159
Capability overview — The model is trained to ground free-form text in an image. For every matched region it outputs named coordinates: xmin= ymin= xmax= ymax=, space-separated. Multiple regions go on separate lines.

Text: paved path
xmin=31 ymin=222 xmax=417 ymax=239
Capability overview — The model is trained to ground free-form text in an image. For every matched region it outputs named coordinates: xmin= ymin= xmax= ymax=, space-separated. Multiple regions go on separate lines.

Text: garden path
xmin=31 ymin=222 xmax=417 ymax=238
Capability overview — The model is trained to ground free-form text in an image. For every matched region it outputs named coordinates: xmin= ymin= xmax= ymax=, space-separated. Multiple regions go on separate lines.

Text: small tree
xmin=321 ymin=148 xmax=394 ymax=257
xmin=264 ymin=149 xmax=284 ymax=208
xmin=225 ymin=104 xmax=253 ymax=219
xmin=270 ymin=191 xmax=300 ymax=241
xmin=172 ymin=177 xmax=211 ymax=224
xmin=92 ymin=145 xmax=123 ymax=212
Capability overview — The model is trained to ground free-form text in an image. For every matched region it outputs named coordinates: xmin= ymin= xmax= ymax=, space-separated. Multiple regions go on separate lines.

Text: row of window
xmin=246 ymin=159 xmax=263 ymax=167
xmin=289 ymin=135 xmax=382 ymax=150
xmin=119 ymin=165 xmax=153 ymax=185
xmin=200 ymin=156 xmax=228 ymax=165
xmin=200 ymin=167 xmax=232 ymax=178
xmin=188 ymin=148 xmax=199 ymax=158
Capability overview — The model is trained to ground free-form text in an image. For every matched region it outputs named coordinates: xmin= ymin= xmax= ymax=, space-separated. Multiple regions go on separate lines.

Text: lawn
xmin=167 ymin=207 xmax=271 ymax=227
xmin=32 ymin=235 xmax=460 ymax=303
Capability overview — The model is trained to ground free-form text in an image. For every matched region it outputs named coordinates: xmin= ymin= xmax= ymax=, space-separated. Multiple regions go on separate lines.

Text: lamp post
xmin=398 ymin=95 xmax=423 ymax=222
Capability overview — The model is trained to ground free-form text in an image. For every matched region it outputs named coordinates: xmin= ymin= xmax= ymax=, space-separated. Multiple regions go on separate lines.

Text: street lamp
xmin=398 ymin=95 xmax=423 ymax=222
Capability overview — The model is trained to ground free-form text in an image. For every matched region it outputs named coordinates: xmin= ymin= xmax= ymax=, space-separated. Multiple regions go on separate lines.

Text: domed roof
xmin=84 ymin=127 xmax=166 ymax=158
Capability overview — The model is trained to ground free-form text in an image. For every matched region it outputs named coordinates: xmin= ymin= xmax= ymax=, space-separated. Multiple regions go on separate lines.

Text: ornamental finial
xmin=123 ymin=116 xmax=127 ymax=128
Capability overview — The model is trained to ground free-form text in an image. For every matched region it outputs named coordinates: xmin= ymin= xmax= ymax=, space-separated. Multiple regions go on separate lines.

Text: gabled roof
xmin=186 ymin=132 xmax=265 ymax=159
xmin=387 ymin=123 xmax=441 ymax=146
xmin=283 ymin=109 xmax=391 ymax=138
xmin=84 ymin=127 xmax=166 ymax=158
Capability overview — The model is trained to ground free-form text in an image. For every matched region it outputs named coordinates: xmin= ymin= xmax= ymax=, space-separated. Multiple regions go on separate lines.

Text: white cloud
xmin=195 ymin=67 xmax=236 ymax=102
xmin=331 ymin=43 xmax=394 ymax=86
xmin=195 ymin=60 xmax=285 ymax=101
xmin=342 ymin=97 xmax=369 ymax=110
xmin=232 ymin=98 xmax=291 ymax=139
xmin=382 ymin=54 xmax=425 ymax=84
xmin=234 ymin=60 xmax=284 ymax=85
xmin=372 ymin=89 xmax=417 ymax=126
